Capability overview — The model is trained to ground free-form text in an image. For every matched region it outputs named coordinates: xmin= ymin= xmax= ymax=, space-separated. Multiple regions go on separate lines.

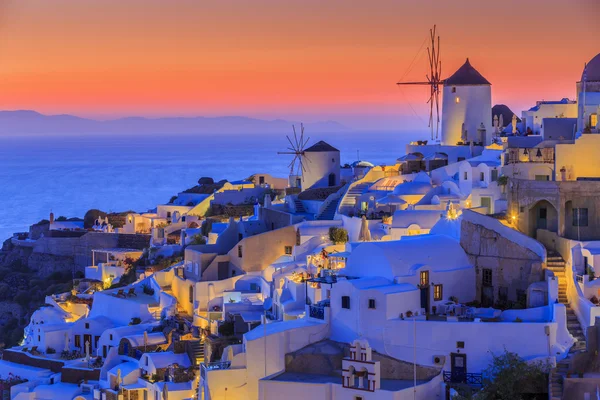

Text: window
xmin=109 ymin=334 xmax=113 ymax=341
xmin=520 ymin=206 xmax=525 ymax=213
xmin=284 ymin=246 xmax=293 ymax=255
xmin=146 ymin=356 xmax=149 ymax=366
xmin=456 ymin=341 xmax=465 ymax=349
xmin=573 ymin=208 xmax=588 ymax=227
xmin=296 ymin=229 xmax=301 ymax=246
xmin=238 ymin=245 xmax=243 ymax=257
xmin=455 ymin=97 xmax=460 ymax=104
xmin=480 ymin=172 xmax=485 ymax=181
xmin=368 ymin=299 xmax=376 ymax=309
xmin=463 ymin=171 xmax=468 ymax=180
xmin=591 ymin=113 xmax=598 ymax=128
xmin=85 ymin=323 xmax=89 ymax=329
xmin=482 ymin=269 xmax=493 ymax=286
xmin=259 ymin=176 xmax=265 ymax=185
xmin=420 ymin=270 xmax=429 ymax=286
xmin=354 ymin=396 xmax=364 ymax=400
xmin=189 ymin=285 xmax=194 ymax=304
xmin=75 ymin=335 xmax=81 ymax=348
xmin=341 ymin=296 xmax=350 ymax=309
xmin=457 ymin=157 xmax=465 ymax=162
xmin=516 ymin=289 xmax=527 ymax=306
xmin=534 ymin=175 xmax=549 ymax=181
xmin=38 ymin=335 xmax=40 ymax=342
xmin=452 ymin=87 xmax=456 ymax=93
xmin=434 ymin=284 xmax=443 ymax=301
xmin=491 ymin=170 xmax=498 ymax=181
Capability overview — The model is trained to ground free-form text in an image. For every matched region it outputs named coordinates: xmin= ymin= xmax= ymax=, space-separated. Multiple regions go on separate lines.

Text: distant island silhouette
xmin=0 ymin=110 xmax=350 ymax=136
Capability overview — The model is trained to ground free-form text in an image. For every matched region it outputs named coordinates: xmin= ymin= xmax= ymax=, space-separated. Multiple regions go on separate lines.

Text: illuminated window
xmin=408 ymin=229 xmax=421 ymax=236
xmin=420 ymin=270 xmax=429 ymax=286
xmin=434 ymin=284 xmax=443 ymax=301
xmin=455 ymin=97 xmax=460 ymax=104
xmin=591 ymin=114 xmax=598 ymax=128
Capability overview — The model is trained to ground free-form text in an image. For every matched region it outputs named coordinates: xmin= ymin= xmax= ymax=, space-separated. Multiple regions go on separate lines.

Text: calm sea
xmin=0 ymin=131 xmax=423 ymax=240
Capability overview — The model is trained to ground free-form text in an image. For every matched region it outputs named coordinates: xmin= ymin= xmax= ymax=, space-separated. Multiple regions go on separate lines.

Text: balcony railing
xmin=309 ymin=305 xmax=325 ymax=320
xmin=443 ymin=371 xmax=483 ymax=386
xmin=201 ymin=361 xmax=231 ymax=379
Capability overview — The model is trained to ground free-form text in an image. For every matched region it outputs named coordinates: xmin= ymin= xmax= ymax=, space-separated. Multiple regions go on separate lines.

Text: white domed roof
xmin=583 ymin=53 xmax=600 ymax=82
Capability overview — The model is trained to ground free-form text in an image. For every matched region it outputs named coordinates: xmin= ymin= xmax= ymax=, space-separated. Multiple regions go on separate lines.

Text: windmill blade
xmin=302 ymin=136 xmax=310 ymax=150
xmin=286 ymin=135 xmax=296 ymax=152
xmin=293 ymin=125 xmax=301 ymax=150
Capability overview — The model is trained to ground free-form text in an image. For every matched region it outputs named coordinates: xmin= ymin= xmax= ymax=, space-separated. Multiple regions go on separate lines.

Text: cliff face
xmin=0 ymin=231 xmax=151 ymax=349
xmin=0 ymin=238 xmax=77 ymax=349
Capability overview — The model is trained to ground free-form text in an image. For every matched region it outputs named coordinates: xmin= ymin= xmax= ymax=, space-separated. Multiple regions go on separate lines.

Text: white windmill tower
xmin=278 ymin=124 xmax=311 ymax=189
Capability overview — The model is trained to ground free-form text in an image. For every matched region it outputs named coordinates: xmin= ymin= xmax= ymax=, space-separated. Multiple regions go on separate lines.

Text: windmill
xmin=397 ymin=25 xmax=443 ymax=141
xmin=278 ymin=124 xmax=311 ymax=179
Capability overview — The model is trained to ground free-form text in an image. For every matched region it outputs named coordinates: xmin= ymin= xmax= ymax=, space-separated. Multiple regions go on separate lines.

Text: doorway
xmin=328 ymin=173 xmax=336 ymax=187
xmin=420 ymin=287 xmax=430 ymax=312
xmin=451 ymin=353 xmax=467 ymax=383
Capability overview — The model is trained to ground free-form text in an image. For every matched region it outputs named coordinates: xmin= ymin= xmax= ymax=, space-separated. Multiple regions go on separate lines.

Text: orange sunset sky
xmin=0 ymin=0 xmax=598 ymax=130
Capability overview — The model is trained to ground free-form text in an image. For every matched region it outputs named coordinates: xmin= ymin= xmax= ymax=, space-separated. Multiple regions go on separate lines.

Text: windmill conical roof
xmin=582 ymin=53 xmax=600 ymax=82
xmin=304 ymin=141 xmax=339 ymax=152
xmin=444 ymin=58 xmax=490 ymax=85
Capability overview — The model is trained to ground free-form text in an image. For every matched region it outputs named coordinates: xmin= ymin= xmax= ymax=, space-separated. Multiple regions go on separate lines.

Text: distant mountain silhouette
xmin=0 ymin=110 xmax=350 ymax=136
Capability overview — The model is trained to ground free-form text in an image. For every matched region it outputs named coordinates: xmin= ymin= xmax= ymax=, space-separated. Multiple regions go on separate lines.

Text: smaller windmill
xmin=278 ymin=124 xmax=311 ymax=178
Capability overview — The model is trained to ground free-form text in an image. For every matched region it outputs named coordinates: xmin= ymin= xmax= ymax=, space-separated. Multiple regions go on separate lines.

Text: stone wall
xmin=460 ymin=216 xmax=544 ymax=305
xmin=2 ymin=349 xmax=64 ymax=372
xmin=32 ymin=232 xmax=150 ymax=269
xmin=284 ymin=340 xmax=440 ymax=381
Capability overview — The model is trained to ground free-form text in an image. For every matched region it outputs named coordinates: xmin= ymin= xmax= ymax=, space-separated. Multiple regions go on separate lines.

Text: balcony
xmin=200 ymin=361 xmax=231 ymax=380
xmin=443 ymin=371 xmax=483 ymax=386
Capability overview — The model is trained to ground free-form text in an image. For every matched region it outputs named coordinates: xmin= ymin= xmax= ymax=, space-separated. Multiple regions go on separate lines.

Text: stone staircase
xmin=316 ymin=197 xmax=341 ymax=220
xmin=293 ymin=198 xmax=306 ymax=213
xmin=546 ymin=251 xmax=587 ymax=399
xmin=337 ymin=182 xmax=371 ymax=216
xmin=188 ymin=339 xmax=205 ymax=366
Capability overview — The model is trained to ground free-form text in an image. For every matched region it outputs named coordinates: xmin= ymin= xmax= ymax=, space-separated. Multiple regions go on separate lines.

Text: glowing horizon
xmin=0 ymin=0 xmax=597 ymax=130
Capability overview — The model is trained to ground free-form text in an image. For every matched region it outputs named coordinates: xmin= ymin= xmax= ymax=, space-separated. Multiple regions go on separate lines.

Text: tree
xmin=329 ymin=227 xmax=349 ymax=244
xmin=470 ymin=350 xmax=549 ymax=400
xmin=83 ymin=209 xmax=106 ymax=229
xmin=189 ymin=234 xmax=206 ymax=245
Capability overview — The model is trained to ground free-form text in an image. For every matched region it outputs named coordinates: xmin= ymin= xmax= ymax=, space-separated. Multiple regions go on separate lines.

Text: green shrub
xmin=329 ymin=227 xmax=349 ymax=244
xmin=189 ymin=234 xmax=206 ymax=245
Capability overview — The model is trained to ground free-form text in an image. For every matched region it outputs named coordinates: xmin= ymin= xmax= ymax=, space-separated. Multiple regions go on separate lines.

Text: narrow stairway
xmin=316 ymin=197 xmax=341 ymax=220
xmin=546 ymin=251 xmax=587 ymax=400
xmin=337 ymin=182 xmax=371 ymax=216
xmin=293 ymin=198 xmax=306 ymax=213
xmin=189 ymin=339 xmax=205 ymax=366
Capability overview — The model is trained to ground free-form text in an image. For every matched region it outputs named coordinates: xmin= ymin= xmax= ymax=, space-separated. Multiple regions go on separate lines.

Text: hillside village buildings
xmin=2 ymin=48 xmax=600 ymax=400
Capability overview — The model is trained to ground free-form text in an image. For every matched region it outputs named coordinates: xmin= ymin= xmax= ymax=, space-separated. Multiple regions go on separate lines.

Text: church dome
xmin=583 ymin=53 xmax=600 ymax=82
xmin=445 ymin=58 xmax=491 ymax=85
